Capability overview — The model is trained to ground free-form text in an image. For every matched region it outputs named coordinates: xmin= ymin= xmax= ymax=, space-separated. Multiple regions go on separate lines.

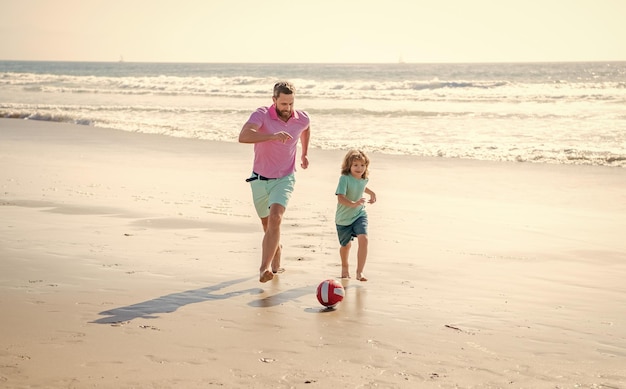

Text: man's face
xmin=273 ymin=93 xmax=294 ymax=120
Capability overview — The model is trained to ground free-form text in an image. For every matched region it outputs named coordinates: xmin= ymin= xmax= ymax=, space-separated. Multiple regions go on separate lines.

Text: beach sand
xmin=1 ymin=118 xmax=625 ymax=388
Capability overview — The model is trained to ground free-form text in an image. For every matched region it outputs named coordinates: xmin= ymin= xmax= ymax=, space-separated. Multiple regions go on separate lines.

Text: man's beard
xmin=278 ymin=109 xmax=291 ymax=120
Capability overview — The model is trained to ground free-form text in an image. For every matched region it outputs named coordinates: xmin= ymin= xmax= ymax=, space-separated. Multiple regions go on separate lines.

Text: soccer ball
xmin=316 ymin=279 xmax=345 ymax=308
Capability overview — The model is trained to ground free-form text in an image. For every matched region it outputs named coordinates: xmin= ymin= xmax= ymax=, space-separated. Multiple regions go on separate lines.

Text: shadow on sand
xmin=247 ymin=284 xmax=316 ymax=308
xmin=92 ymin=277 xmax=359 ymax=324
xmin=92 ymin=277 xmax=261 ymax=324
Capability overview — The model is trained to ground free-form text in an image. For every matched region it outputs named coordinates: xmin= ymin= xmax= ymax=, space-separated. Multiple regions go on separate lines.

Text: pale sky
xmin=1 ymin=0 xmax=625 ymax=63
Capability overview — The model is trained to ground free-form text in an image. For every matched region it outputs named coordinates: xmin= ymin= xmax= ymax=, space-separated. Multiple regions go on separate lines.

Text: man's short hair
xmin=273 ymin=81 xmax=295 ymax=98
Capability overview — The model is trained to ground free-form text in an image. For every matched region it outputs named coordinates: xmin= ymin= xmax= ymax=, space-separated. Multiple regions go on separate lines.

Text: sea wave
xmin=1 ymin=104 xmax=609 ymax=121
xmin=3 ymin=72 xmax=624 ymax=104
xmin=2 ymin=61 xmax=624 ymax=168
xmin=2 ymin=113 xmax=624 ymax=168
xmin=0 ymin=111 xmax=94 ymax=125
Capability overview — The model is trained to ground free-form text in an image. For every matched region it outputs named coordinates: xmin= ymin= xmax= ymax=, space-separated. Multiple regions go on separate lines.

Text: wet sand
xmin=1 ymin=118 xmax=625 ymax=388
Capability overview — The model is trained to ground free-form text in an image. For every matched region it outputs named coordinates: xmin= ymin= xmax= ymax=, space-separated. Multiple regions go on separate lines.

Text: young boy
xmin=335 ymin=149 xmax=376 ymax=281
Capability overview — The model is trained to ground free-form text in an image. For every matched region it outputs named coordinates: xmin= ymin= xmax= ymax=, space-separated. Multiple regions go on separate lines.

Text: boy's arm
xmin=337 ymin=194 xmax=365 ymax=208
xmin=364 ymin=187 xmax=377 ymax=204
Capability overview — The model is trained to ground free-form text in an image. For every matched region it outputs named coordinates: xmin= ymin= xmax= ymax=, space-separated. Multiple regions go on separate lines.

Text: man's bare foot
xmin=271 ymin=244 xmax=283 ymax=273
xmin=260 ymin=270 xmax=274 ymax=283
xmin=356 ymin=273 xmax=368 ymax=282
xmin=340 ymin=274 xmax=351 ymax=279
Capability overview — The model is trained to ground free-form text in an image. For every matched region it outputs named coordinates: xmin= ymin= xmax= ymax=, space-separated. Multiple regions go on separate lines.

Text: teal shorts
xmin=249 ymin=173 xmax=295 ymax=218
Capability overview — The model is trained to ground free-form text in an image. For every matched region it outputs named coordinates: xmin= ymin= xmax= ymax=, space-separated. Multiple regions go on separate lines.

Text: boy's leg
xmin=355 ymin=234 xmax=368 ymax=281
xmin=340 ymin=242 xmax=351 ymax=278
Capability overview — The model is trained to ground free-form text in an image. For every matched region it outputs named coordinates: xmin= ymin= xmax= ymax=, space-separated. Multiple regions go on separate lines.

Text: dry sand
xmin=1 ymin=118 xmax=625 ymax=388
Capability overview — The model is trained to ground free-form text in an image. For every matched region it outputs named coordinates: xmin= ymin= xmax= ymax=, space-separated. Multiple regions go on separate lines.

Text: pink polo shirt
xmin=247 ymin=104 xmax=310 ymax=179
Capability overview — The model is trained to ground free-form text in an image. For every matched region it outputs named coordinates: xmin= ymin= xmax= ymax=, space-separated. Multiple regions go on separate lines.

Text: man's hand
xmin=300 ymin=155 xmax=309 ymax=169
xmin=274 ymin=131 xmax=293 ymax=143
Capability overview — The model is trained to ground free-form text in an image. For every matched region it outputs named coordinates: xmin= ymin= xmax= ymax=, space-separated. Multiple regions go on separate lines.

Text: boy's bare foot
xmin=341 ymin=265 xmax=350 ymax=279
xmin=356 ymin=273 xmax=368 ymax=282
xmin=260 ymin=270 xmax=274 ymax=283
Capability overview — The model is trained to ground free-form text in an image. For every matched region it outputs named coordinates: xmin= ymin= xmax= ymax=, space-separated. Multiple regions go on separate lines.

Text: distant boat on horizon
xmin=118 ymin=55 xmax=124 ymax=63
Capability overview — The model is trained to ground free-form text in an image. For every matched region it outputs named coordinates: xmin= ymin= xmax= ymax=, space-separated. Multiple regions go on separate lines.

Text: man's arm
xmin=238 ymin=122 xmax=292 ymax=144
xmin=299 ymin=127 xmax=310 ymax=169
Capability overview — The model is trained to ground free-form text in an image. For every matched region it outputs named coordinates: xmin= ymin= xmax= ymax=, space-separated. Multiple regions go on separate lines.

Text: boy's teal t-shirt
xmin=335 ymin=174 xmax=368 ymax=226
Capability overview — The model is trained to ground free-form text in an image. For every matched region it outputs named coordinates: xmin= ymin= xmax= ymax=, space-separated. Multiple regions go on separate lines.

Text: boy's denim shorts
xmin=336 ymin=215 xmax=368 ymax=247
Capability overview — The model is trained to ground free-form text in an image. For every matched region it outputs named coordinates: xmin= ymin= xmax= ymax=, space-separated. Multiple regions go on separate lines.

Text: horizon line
xmin=1 ymin=59 xmax=626 ymax=65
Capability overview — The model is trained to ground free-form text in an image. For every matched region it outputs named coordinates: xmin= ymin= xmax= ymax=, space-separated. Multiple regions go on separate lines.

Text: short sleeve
xmin=335 ymin=175 xmax=348 ymax=196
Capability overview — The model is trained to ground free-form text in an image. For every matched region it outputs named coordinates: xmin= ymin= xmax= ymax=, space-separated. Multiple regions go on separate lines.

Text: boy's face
xmin=350 ymin=159 xmax=367 ymax=179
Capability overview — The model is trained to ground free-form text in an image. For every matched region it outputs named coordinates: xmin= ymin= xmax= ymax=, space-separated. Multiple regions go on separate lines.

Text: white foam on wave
xmin=2 ymin=61 xmax=624 ymax=167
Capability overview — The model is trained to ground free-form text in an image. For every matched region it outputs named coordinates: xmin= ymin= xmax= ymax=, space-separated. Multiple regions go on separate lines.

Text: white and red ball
xmin=316 ymin=279 xmax=345 ymax=308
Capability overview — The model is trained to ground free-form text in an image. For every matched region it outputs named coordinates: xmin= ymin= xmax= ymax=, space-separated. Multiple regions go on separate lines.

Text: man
xmin=238 ymin=81 xmax=311 ymax=283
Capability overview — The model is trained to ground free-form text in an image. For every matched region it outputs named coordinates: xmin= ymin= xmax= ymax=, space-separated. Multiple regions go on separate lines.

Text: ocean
xmin=1 ymin=60 xmax=625 ymax=167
